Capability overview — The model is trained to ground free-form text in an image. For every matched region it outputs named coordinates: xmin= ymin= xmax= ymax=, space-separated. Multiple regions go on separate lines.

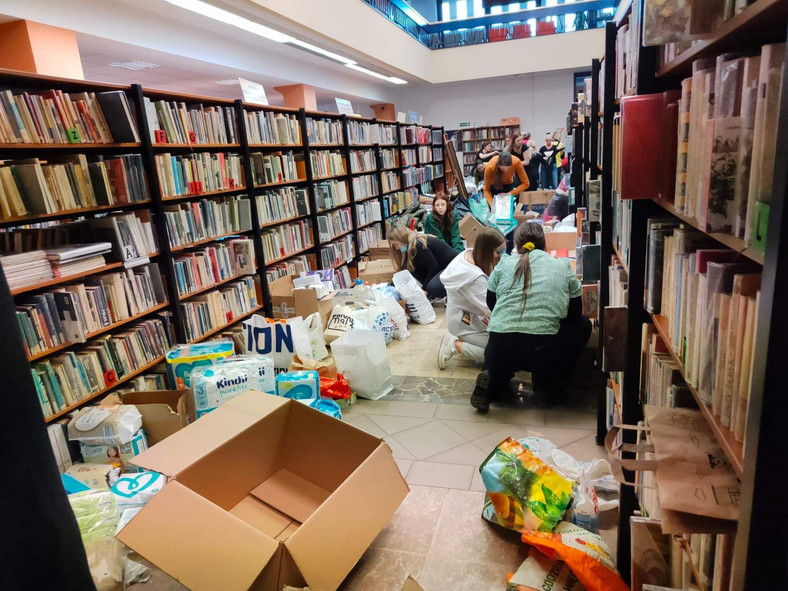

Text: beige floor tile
xmin=371 ymin=485 xmax=447 ymax=554
xmin=406 ymin=366 xmax=444 ymax=378
xmin=545 ymin=409 xmax=598 ymax=430
xmin=418 ymin=555 xmax=515 ymax=591
xmin=522 ymin=425 xmax=595 ymax=447
xmin=343 ymin=398 xmax=390 ymax=416
xmin=368 ymin=414 xmax=434 ymax=434
xmin=339 ymin=548 xmax=426 ymax=591
xmin=406 ymin=461 xmax=475 ymax=489
xmin=487 ymin=406 xmax=546 ymax=427
xmin=384 ymin=436 xmax=417 ymax=460
xmin=434 ymin=404 xmax=492 ymax=422
xmin=395 ymin=458 xmax=413 ymax=478
xmin=392 ymin=420 xmax=467 ymax=460
xmin=469 ymin=469 xmax=486 ymax=492
xmin=439 ymin=419 xmax=517 ymax=441
xmin=422 ymin=442 xmax=490 ymax=466
xmin=559 ymin=433 xmax=609 ymax=463
xmin=377 ymin=401 xmax=438 ymax=418
xmin=343 ymin=414 xmax=388 ymax=438
xmin=469 ymin=426 xmax=537 ymax=454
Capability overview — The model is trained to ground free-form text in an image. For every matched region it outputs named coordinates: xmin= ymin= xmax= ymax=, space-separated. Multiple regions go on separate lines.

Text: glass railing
xmin=361 ymin=0 xmax=617 ymax=48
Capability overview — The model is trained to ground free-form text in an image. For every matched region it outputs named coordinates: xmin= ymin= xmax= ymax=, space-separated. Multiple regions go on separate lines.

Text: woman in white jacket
xmin=437 ymin=227 xmax=506 ymax=368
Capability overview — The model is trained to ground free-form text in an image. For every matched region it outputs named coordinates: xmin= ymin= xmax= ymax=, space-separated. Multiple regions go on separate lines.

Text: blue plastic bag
xmin=468 ymin=194 xmax=490 ymax=225
xmin=299 ymin=397 xmax=343 ymax=420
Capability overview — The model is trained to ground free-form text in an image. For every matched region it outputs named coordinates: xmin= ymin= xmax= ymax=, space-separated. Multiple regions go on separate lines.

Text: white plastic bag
xmin=392 ymin=270 xmax=436 ymax=325
xmin=331 ymin=329 xmax=393 ymax=400
xmin=304 ymin=312 xmax=329 ymax=360
xmin=242 ymin=315 xmax=312 ymax=372
xmin=373 ymin=290 xmax=410 ymax=340
xmin=353 ymin=305 xmax=394 ymax=344
xmin=324 ymin=304 xmax=355 ymax=344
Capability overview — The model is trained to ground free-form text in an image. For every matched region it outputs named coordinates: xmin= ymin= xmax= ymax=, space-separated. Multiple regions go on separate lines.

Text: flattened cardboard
xmin=117 ymin=481 xmax=279 ymax=591
xmin=459 ymin=213 xmax=485 ymax=247
xmin=230 ymin=496 xmax=293 ymax=538
xmin=251 ymin=468 xmax=331 ymax=523
xmin=402 ymin=576 xmax=425 ymax=591
xmin=545 ymin=231 xmax=578 ymax=252
xmin=115 ymin=390 xmax=195 ymax=446
xmin=357 ymin=259 xmax=396 ymax=284
xmin=368 ymin=239 xmax=390 ymax=260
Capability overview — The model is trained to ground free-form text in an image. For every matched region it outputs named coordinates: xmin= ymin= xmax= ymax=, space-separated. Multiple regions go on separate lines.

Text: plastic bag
xmin=508 ymin=550 xmax=586 ymax=590
xmin=353 ymin=305 xmax=394 ymax=344
xmin=373 ymin=290 xmax=410 ymax=340
xmin=68 ymin=405 xmax=143 ymax=447
xmin=242 ymin=315 xmax=312 ymax=372
xmin=299 ymin=397 xmax=342 ymax=420
xmin=480 ymin=437 xmax=573 ymax=533
xmin=392 ymin=270 xmax=436 ymax=325
xmin=331 ymin=329 xmax=393 ymax=400
xmin=469 ymin=194 xmax=491 ymax=225
xmin=320 ymin=373 xmax=351 ymax=400
xmin=68 ymin=490 xmax=123 ymax=591
xmin=110 ymin=471 xmax=166 ymax=510
xmin=304 ymin=312 xmax=329 ymax=360
xmin=323 ymin=304 xmax=355 ymax=344
xmin=521 ymin=522 xmax=629 ymax=591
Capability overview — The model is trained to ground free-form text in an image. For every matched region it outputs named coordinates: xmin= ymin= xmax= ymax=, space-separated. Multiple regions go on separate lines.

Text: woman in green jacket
xmin=424 ymin=192 xmax=463 ymax=251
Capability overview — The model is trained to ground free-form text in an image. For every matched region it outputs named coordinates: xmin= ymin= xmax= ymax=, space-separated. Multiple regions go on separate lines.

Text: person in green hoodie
xmin=424 ymin=192 xmax=463 ymax=251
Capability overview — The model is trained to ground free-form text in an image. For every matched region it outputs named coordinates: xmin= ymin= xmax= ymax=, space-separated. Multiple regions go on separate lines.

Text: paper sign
xmin=239 ymin=78 xmax=268 ymax=106
xmin=335 ymin=98 xmax=354 ymax=115
xmin=408 ymin=111 xmax=418 ymax=123
xmin=397 ymin=112 xmax=407 ymax=123
xmin=458 ymin=122 xmax=471 ymax=127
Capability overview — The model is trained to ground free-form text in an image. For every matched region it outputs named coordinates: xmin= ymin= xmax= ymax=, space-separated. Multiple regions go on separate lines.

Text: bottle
xmin=353 ymin=278 xmax=370 ymax=307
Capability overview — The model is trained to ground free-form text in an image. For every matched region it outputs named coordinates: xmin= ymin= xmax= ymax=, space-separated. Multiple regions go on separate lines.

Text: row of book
xmin=315 ymin=179 xmax=349 ymax=211
xmin=615 ymin=15 xmax=639 ymax=99
xmin=433 ymin=163 xmax=444 ymax=178
xmin=16 ymin=263 xmax=167 ymax=358
xmin=380 ymin=125 xmax=397 ymax=146
xmin=642 ymin=330 xmax=697 ymax=409
xmin=432 ymin=147 xmax=443 ymax=162
xmin=332 ymin=264 xmax=352 ymax=290
xmin=86 ymin=211 xmax=157 ymax=263
xmin=347 ymin=120 xmax=378 ymax=145
xmin=356 ymin=199 xmax=382 ymax=227
xmin=155 ymin=152 xmax=244 ymax=198
xmin=0 ymin=88 xmax=139 ymax=144
xmin=431 ymin=129 xmax=443 ymax=145
xmin=357 ymin=223 xmax=383 ymax=254
xmin=319 ymin=235 xmax=354 ymax=269
xmin=0 ymin=153 xmax=148 ymax=219
xmin=310 ymin=150 xmax=345 ymax=179
xmin=400 ymin=125 xmax=430 ymax=145
xmin=382 ymin=189 xmax=418 ymax=218
xmin=401 ymin=148 xmax=417 ymax=167
xmin=381 ymin=170 xmax=400 ymax=193
xmin=261 ymin=219 xmax=313 ymax=263
xmin=417 ymin=146 xmax=431 ymax=162
xmin=33 ymin=317 xmax=172 ymax=418
xmin=144 ymin=99 xmax=238 ymax=145
xmin=173 ymin=239 xmax=255 ymax=298
xmin=180 ymin=276 xmax=258 ymax=342
xmin=645 ymin=219 xmax=761 ymax=444
xmin=251 ymin=151 xmax=302 ymax=186
xmin=316 ymin=207 xmax=352 ymax=242
xmin=244 ymin=110 xmax=300 ymax=146
xmin=352 ymin=174 xmax=378 ymax=200
xmin=380 ymin=148 xmax=398 ymax=169
xmin=349 ymin=149 xmax=376 ymax=174
xmin=306 ymin=117 xmax=343 ymax=145
xmin=609 ymin=255 xmax=628 ymax=307
xmin=256 ymin=187 xmax=309 ymax=226
xmin=265 ymin=255 xmax=311 ymax=283
xmin=164 ymin=195 xmax=252 ymax=250
xmin=402 ymin=166 xmax=434 ymax=188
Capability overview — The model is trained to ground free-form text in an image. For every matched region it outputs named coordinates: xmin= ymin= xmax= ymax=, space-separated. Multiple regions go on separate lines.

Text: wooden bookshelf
xmin=177 ymin=271 xmax=255 ymax=301
xmin=152 ymin=143 xmax=241 ymax=149
xmin=44 ymin=354 xmax=166 ymax=423
xmin=10 ymin=261 xmax=125 ymax=296
xmin=254 ymin=178 xmax=307 ymax=189
xmin=651 ymin=314 xmax=744 ymax=475
xmin=247 ymin=143 xmax=303 ymax=149
xmin=169 ymin=229 xmax=250 ymax=252
xmin=612 ymin=243 xmax=629 ymax=275
xmin=326 ymin=228 xmax=353 ymax=242
xmin=27 ymin=302 xmax=169 ymax=362
xmin=357 ymin=219 xmax=380 ymax=230
xmin=310 ymin=143 xmax=344 ymax=148
xmin=160 ymin=187 xmax=248 ymax=202
xmin=0 ymin=142 xmax=141 ymax=150
xmin=265 ymin=244 xmax=314 ymax=266
xmin=0 ymin=200 xmax=152 ymax=229
xmin=258 ymin=214 xmax=309 ymax=230
xmin=312 ymin=172 xmax=348 ymax=182
xmin=354 ymin=193 xmax=380 ymax=203
xmin=317 ymin=202 xmax=351 ymax=214
xmin=189 ymin=304 xmax=263 ymax=344
xmin=350 ymin=169 xmax=377 ymax=176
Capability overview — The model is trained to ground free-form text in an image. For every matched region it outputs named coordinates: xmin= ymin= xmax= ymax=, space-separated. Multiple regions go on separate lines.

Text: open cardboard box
xmin=269 ymin=275 xmax=336 ymax=327
xmin=117 ymin=391 xmax=409 ymax=591
xmin=357 ymin=259 xmax=396 ymax=284
xmin=459 ymin=214 xmax=485 ymax=247
xmin=367 ymin=240 xmax=390 ymax=261
xmin=104 ymin=390 xmax=196 ymax=446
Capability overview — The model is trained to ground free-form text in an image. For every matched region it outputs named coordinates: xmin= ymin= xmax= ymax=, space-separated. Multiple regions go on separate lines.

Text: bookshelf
xmin=593 ymin=1 xmax=788 ymax=586
xmin=452 ymin=124 xmax=521 ymax=175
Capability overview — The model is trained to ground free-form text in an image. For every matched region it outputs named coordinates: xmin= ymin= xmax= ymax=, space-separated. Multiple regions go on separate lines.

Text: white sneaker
xmin=438 ymin=333 xmax=458 ymax=370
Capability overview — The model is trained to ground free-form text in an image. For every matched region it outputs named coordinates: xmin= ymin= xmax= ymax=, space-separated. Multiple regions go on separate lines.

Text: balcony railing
xmin=361 ymin=0 xmax=616 ymax=48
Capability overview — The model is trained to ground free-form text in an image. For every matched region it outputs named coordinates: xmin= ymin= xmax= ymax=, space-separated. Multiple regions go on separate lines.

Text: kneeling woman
xmin=438 ymin=227 xmax=506 ymax=369
xmin=471 ymin=223 xmax=591 ymax=412
xmin=388 ymin=226 xmax=459 ymax=299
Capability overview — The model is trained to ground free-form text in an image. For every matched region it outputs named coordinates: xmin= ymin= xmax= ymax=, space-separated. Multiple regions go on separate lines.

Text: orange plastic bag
xmin=521 ymin=522 xmax=629 ymax=591
xmin=319 ymin=373 xmax=351 ymax=400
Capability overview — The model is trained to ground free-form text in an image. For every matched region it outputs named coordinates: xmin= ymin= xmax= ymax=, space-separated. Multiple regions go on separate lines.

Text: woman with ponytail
xmin=388 ymin=226 xmax=459 ymax=300
xmin=469 ymin=223 xmax=591 ymax=413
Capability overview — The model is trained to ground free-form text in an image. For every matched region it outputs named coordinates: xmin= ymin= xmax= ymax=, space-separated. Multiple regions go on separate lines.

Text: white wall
xmin=393 ymin=69 xmax=577 ymax=137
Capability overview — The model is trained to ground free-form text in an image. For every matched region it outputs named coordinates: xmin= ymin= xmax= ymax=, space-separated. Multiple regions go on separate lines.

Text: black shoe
xmin=470 ymin=370 xmax=491 ymax=414
xmin=530 ymin=374 xmax=568 ymax=408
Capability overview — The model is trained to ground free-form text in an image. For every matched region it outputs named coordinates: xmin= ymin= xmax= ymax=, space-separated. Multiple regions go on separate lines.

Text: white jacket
xmin=440 ymin=250 xmax=491 ymax=339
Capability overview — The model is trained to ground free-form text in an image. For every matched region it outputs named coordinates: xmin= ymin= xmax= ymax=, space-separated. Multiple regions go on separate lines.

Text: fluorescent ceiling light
xmin=214 ymin=79 xmax=241 ymax=85
xmin=345 ymin=64 xmax=407 ymax=84
xmin=109 ymin=61 xmax=161 ymax=70
xmin=287 ymin=39 xmax=356 ymax=65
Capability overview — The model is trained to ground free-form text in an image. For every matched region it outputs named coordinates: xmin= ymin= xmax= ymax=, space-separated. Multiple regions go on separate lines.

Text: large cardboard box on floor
xmin=269 ymin=275 xmax=336 ymax=326
xmin=117 ymin=391 xmax=409 ymax=591
xmin=367 ymin=240 xmax=390 ymax=260
xmin=105 ymin=390 xmax=196 ymax=446
xmin=459 ymin=213 xmax=485 ymax=247
xmin=358 ymin=259 xmax=396 ymax=284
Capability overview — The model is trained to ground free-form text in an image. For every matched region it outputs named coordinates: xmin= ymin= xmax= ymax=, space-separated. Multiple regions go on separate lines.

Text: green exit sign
xmin=458 ymin=122 xmax=471 ymax=127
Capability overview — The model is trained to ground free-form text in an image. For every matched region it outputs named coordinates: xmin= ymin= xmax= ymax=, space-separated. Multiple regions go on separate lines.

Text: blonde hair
xmin=388 ymin=226 xmax=428 ymax=272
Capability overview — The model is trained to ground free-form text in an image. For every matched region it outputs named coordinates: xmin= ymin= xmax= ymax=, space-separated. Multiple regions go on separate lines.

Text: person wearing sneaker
xmin=438 ymin=227 xmax=506 ymax=370
xmin=470 ymin=222 xmax=591 ymax=413
xmin=388 ymin=226 xmax=459 ymax=300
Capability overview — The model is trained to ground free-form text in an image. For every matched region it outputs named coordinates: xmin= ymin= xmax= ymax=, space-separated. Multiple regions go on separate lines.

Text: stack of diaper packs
xmin=68 ymin=405 xmax=148 ymax=472
xmin=190 ymin=354 xmax=276 ymax=417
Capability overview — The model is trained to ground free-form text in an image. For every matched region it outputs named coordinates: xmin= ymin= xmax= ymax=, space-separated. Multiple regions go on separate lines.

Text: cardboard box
xmin=357 ymin=259 xmax=396 ymax=284
xmin=459 ymin=213 xmax=485 ymax=247
xmin=545 ymin=231 xmax=578 ymax=252
xmin=367 ymin=240 xmax=390 ymax=261
xmin=110 ymin=390 xmax=196 ymax=446
xmin=117 ymin=391 xmax=409 ymax=591
xmin=518 ymin=189 xmax=554 ymax=215
xmin=269 ymin=275 xmax=336 ymax=326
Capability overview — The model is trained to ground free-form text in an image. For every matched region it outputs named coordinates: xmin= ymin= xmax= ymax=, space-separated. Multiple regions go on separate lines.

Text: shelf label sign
xmin=408 ymin=111 xmax=419 ymax=123
xmin=458 ymin=122 xmax=471 ymax=127
xmin=396 ymin=112 xmax=407 ymax=123
xmin=239 ymin=78 xmax=268 ymax=106
xmin=335 ymin=98 xmax=355 ymax=115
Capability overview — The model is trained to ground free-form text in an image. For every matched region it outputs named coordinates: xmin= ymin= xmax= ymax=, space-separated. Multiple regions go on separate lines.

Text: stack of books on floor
xmin=243 ymin=110 xmax=300 ymax=145
xmin=144 ymin=99 xmax=238 ymax=145
xmin=45 ymin=242 xmax=112 ymax=278
xmin=305 ymin=117 xmax=343 ymax=145
xmin=155 ymin=152 xmax=244 ymax=197
xmin=179 ymin=276 xmax=258 ymax=342
xmin=261 ymin=220 xmax=313 ymax=262
xmin=0 ymin=251 xmax=53 ymax=289
xmin=164 ymin=195 xmax=252 ymax=249
xmin=315 ymin=180 xmax=349 ymax=210
xmin=256 ymin=187 xmax=309 ymax=225
xmin=316 ymin=207 xmax=352 ymax=242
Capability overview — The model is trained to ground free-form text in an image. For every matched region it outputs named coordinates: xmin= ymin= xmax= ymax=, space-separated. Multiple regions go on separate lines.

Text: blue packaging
xmin=165 ymin=340 xmax=235 ymax=390
xmin=299 ymin=397 xmax=343 ymax=420
xmin=275 ymin=371 xmax=319 ymax=400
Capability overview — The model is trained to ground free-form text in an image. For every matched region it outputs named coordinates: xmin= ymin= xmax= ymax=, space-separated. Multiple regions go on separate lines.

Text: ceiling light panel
xmin=109 ymin=60 xmax=162 ymax=70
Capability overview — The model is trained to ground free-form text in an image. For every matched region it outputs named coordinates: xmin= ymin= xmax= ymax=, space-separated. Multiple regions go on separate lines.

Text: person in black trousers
xmin=388 ymin=226 xmax=459 ymax=299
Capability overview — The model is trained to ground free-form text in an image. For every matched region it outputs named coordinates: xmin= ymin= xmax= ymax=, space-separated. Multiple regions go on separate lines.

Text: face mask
xmin=400 ymin=245 xmax=408 ymax=253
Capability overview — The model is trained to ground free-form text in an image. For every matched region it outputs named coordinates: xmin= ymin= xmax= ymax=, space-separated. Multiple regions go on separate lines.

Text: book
xmin=95 ymin=91 xmax=140 ymax=143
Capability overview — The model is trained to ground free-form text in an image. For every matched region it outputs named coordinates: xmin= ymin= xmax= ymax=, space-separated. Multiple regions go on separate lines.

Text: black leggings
xmin=425 ymin=274 xmax=446 ymax=299
xmin=484 ymin=315 xmax=592 ymax=398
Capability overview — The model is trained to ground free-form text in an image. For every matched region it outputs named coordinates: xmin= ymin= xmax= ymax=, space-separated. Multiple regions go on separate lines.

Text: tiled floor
xmin=338 ymin=308 xmax=616 ymax=590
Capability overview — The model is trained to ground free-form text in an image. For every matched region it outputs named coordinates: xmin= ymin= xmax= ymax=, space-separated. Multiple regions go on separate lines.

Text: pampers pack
xmin=81 ymin=428 xmax=148 ymax=472
xmin=191 ymin=355 xmax=275 ymax=417
xmin=166 ymin=340 xmax=235 ymax=390
xmin=275 ymin=370 xmax=320 ymax=400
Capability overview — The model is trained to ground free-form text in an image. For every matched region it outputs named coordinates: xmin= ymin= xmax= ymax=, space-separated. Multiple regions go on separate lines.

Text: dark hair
xmin=481 ymin=140 xmax=493 ymax=151
xmin=431 ymin=192 xmax=454 ymax=234
xmin=494 ymin=151 xmax=513 ymax=188
xmin=507 ymin=131 xmax=524 ymax=156
xmin=473 ymin=227 xmax=505 ymax=276
xmin=512 ymin=223 xmax=546 ymax=309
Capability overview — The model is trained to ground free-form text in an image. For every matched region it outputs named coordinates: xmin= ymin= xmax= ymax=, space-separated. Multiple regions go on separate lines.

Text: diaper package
xmin=68 ymin=405 xmax=143 ymax=446
xmin=298 ymin=397 xmax=342 ymax=420
xmin=166 ymin=340 xmax=235 ymax=390
xmin=217 ymin=355 xmax=276 ymax=394
xmin=110 ymin=471 xmax=166 ymax=510
xmin=276 ymin=370 xmax=320 ymax=400
xmin=191 ymin=362 xmax=260 ymax=418
xmin=81 ymin=429 xmax=148 ymax=472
